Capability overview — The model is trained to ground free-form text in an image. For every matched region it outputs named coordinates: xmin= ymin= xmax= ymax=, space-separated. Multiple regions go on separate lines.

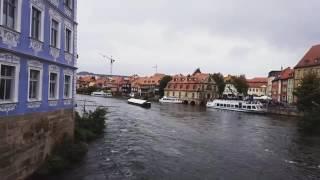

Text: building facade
xmin=271 ymin=67 xmax=294 ymax=104
xmin=130 ymin=73 xmax=165 ymax=98
xmin=0 ymin=0 xmax=78 ymax=179
xmin=294 ymin=45 xmax=320 ymax=92
xmin=0 ymin=0 xmax=78 ymax=116
xmin=267 ymin=71 xmax=281 ymax=97
xmin=247 ymin=77 xmax=268 ymax=97
xmin=164 ymin=72 xmax=218 ymax=105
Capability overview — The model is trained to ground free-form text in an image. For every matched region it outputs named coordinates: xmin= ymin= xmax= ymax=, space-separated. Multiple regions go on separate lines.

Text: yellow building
xmin=294 ymin=44 xmax=320 ymax=102
xmin=164 ymin=71 xmax=218 ymax=105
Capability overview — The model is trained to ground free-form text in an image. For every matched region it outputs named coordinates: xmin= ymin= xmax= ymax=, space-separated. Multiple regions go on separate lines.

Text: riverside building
xmin=0 ymin=0 xmax=78 ymax=179
xmin=165 ymin=70 xmax=218 ymax=105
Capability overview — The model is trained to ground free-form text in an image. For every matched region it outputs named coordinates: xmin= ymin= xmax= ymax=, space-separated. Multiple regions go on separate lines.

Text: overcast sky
xmin=77 ymin=0 xmax=319 ymax=78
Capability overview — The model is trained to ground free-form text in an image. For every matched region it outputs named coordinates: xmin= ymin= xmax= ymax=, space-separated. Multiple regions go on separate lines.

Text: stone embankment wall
xmin=267 ymin=106 xmax=302 ymax=117
xmin=0 ymin=109 xmax=74 ymax=180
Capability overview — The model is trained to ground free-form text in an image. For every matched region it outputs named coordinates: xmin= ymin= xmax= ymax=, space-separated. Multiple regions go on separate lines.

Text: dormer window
xmin=304 ymin=59 xmax=310 ymax=64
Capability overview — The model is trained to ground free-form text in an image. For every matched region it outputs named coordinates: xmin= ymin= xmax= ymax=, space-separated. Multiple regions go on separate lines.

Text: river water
xmin=52 ymin=95 xmax=320 ymax=180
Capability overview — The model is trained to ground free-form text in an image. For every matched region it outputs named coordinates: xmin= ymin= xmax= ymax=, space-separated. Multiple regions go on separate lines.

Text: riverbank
xmin=27 ymin=108 xmax=107 ymax=179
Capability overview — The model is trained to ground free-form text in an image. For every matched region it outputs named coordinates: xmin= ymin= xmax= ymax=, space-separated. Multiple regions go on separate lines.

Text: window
xmin=3 ymin=0 xmax=16 ymax=29
xmin=65 ymin=28 xmax=72 ymax=52
xmin=49 ymin=72 xmax=58 ymax=99
xmin=64 ymin=0 xmax=72 ymax=9
xmin=31 ymin=7 xmax=41 ymax=40
xmin=51 ymin=19 xmax=59 ymax=48
xmin=64 ymin=75 xmax=72 ymax=98
xmin=0 ymin=64 xmax=15 ymax=102
xmin=29 ymin=69 xmax=40 ymax=100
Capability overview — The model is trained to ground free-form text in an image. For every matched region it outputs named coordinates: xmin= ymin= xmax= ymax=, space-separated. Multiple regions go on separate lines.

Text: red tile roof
xmin=279 ymin=67 xmax=294 ymax=80
xmin=165 ymin=72 xmax=210 ymax=91
xmin=247 ymin=77 xmax=267 ymax=88
xmin=295 ymin=44 xmax=320 ymax=69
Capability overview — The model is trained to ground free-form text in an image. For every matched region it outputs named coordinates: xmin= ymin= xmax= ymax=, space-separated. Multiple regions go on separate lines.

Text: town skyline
xmin=77 ymin=0 xmax=319 ymax=77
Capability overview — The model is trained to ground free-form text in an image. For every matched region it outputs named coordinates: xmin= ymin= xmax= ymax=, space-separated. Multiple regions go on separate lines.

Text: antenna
xmin=100 ymin=53 xmax=116 ymax=76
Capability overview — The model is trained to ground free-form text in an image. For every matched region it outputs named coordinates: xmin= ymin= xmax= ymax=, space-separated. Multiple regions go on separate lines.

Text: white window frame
xmin=64 ymin=27 xmax=73 ymax=53
xmin=29 ymin=4 xmax=45 ymax=41
xmin=49 ymin=9 xmax=62 ymax=49
xmin=48 ymin=66 xmax=60 ymax=100
xmin=27 ymin=61 xmax=43 ymax=102
xmin=63 ymin=70 xmax=73 ymax=99
xmin=0 ymin=61 xmax=19 ymax=104
xmin=50 ymin=18 xmax=61 ymax=49
xmin=0 ymin=0 xmax=22 ymax=32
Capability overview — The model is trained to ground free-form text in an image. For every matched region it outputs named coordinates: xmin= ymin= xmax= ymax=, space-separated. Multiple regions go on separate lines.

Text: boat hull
xmin=207 ymin=106 xmax=266 ymax=114
xmin=159 ymin=100 xmax=183 ymax=104
xmin=128 ymin=101 xmax=151 ymax=108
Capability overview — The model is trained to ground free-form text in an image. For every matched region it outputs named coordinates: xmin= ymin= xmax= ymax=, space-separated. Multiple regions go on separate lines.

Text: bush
xmin=33 ymin=108 xmax=107 ymax=177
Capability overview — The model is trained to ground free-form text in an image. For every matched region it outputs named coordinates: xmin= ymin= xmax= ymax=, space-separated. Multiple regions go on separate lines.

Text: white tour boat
xmin=206 ymin=99 xmax=266 ymax=114
xmin=91 ymin=91 xmax=112 ymax=98
xmin=159 ymin=96 xmax=183 ymax=104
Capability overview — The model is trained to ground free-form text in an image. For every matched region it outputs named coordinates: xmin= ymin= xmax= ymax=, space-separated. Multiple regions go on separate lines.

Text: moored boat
xmin=128 ymin=98 xmax=151 ymax=108
xmin=206 ymin=99 xmax=266 ymax=114
xmin=159 ymin=96 xmax=183 ymax=104
xmin=91 ymin=91 xmax=112 ymax=98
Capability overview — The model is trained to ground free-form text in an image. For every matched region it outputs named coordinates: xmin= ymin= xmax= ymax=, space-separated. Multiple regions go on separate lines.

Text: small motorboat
xmin=91 ymin=91 xmax=112 ymax=98
xmin=127 ymin=98 xmax=151 ymax=108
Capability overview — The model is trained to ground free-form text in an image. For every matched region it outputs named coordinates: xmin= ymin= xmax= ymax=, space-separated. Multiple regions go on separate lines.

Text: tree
xmin=159 ymin=75 xmax=172 ymax=97
xmin=211 ymin=73 xmax=225 ymax=97
xmin=294 ymin=72 xmax=320 ymax=134
xmin=294 ymin=72 xmax=320 ymax=112
xmin=231 ymin=75 xmax=249 ymax=96
xmin=193 ymin=68 xmax=202 ymax=75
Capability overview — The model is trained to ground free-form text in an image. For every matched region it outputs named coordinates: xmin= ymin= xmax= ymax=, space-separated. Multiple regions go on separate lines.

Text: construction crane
xmin=100 ymin=53 xmax=116 ymax=76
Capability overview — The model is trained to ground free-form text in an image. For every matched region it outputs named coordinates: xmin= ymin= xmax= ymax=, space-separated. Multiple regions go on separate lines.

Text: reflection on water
xmin=49 ymin=95 xmax=320 ymax=180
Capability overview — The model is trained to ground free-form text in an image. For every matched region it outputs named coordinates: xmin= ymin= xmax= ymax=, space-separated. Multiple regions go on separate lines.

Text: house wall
xmin=0 ymin=0 xmax=77 ymax=178
xmin=0 ymin=0 xmax=78 ymax=116
xmin=0 ymin=109 xmax=74 ymax=180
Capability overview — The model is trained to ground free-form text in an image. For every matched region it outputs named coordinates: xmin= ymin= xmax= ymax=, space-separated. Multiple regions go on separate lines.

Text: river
xmin=49 ymin=95 xmax=320 ymax=180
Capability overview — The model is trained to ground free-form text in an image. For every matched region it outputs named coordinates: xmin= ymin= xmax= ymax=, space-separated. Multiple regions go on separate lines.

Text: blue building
xmin=0 ymin=0 xmax=78 ymax=116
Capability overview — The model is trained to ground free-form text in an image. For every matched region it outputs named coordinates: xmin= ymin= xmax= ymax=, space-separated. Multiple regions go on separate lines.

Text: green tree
xmin=231 ymin=75 xmax=249 ymax=96
xmin=294 ymin=72 xmax=320 ymax=134
xmin=211 ymin=73 xmax=225 ymax=97
xmin=159 ymin=75 xmax=172 ymax=97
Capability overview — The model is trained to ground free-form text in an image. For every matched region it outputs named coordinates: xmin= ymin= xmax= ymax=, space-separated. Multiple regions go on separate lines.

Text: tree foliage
xmin=294 ymin=72 xmax=320 ymax=134
xmin=159 ymin=75 xmax=172 ymax=97
xmin=33 ymin=108 xmax=108 ymax=177
xmin=231 ymin=75 xmax=249 ymax=96
xmin=211 ymin=73 xmax=225 ymax=97
xmin=193 ymin=68 xmax=202 ymax=75
xmin=294 ymin=72 xmax=320 ymax=112
xmin=76 ymin=86 xmax=100 ymax=95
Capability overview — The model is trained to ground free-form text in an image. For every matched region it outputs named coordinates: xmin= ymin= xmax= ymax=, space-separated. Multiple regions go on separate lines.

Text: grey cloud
xmin=77 ymin=0 xmax=320 ymax=77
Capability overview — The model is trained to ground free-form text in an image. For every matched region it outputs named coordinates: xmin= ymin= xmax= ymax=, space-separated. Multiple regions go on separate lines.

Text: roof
xmin=279 ymin=67 xmax=294 ymax=80
xmin=268 ymin=71 xmax=281 ymax=77
xmin=295 ymin=44 xmax=320 ymax=69
xmin=247 ymin=77 xmax=267 ymax=88
xmin=165 ymin=72 xmax=212 ymax=91
xmin=272 ymin=67 xmax=294 ymax=82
